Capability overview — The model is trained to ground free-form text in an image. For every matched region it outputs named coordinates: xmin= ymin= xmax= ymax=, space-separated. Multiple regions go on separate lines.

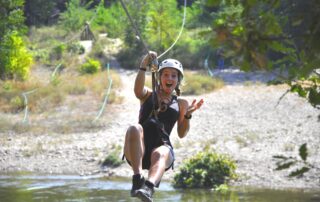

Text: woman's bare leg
xmin=147 ymin=145 xmax=173 ymax=185
xmin=124 ymin=124 xmax=145 ymax=174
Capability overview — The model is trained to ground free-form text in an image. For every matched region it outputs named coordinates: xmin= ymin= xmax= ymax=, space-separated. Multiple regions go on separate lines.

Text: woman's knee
xmin=151 ymin=147 xmax=169 ymax=162
xmin=126 ymin=124 xmax=143 ymax=141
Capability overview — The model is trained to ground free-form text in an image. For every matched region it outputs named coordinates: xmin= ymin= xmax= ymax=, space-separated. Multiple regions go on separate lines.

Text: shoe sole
xmin=136 ymin=191 xmax=153 ymax=202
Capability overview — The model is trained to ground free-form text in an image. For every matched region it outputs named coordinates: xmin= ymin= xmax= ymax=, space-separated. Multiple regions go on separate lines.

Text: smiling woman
xmin=122 ymin=51 xmax=204 ymax=201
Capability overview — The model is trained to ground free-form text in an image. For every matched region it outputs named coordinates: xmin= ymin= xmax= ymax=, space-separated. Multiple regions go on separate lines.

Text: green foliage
xmin=173 ymin=149 xmax=237 ymax=188
xmin=0 ymin=31 xmax=33 ymax=80
xmin=101 ymin=151 xmax=123 ymax=167
xmin=59 ymin=0 xmax=93 ymax=31
xmin=144 ymin=0 xmax=181 ymax=51
xmin=67 ymin=42 xmax=85 ymax=55
xmin=208 ymin=0 xmax=320 ymax=108
xmin=91 ymin=1 xmax=127 ymax=37
xmin=167 ymin=28 xmax=209 ymax=69
xmin=116 ymin=0 xmax=149 ymax=69
xmin=289 ymin=74 xmax=320 ymax=108
xmin=0 ymin=0 xmax=27 ymax=38
xmin=0 ymin=0 xmax=31 ymax=81
xmin=273 ymin=143 xmax=313 ymax=177
xmin=117 ymin=0 xmax=208 ymax=69
xmin=51 ymin=44 xmax=66 ymax=60
xmin=101 ymin=145 xmax=123 ymax=167
xmin=80 ymin=58 xmax=101 ymax=74
xmin=24 ymin=0 xmax=56 ymax=26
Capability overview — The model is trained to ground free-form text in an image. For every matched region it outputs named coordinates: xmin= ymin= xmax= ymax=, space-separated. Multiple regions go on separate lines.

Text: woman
xmin=123 ymin=51 xmax=204 ymax=202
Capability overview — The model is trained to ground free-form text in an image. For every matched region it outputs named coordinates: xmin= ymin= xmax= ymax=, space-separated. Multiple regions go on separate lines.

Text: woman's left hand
xmin=186 ymin=99 xmax=204 ymax=116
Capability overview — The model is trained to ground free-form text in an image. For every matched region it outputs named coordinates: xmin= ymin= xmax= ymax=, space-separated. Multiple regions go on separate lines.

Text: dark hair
xmin=175 ymin=86 xmax=181 ymax=96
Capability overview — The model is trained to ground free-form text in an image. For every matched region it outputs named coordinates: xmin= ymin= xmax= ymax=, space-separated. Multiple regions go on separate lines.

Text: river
xmin=0 ymin=174 xmax=319 ymax=202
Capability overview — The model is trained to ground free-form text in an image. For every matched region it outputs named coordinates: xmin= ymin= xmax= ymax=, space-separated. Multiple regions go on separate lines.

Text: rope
xmin=22 ymin=89 xmax=38 ymax=123
xmin=51 ymin=63 xmax=63 ymax=81
xmin=204 ymin=53 xmax=214 ymax=77
xmin=157 ymin=0 xmax=187 ymax=59
xmin=93 ymin=63 xmax=113 ymax=122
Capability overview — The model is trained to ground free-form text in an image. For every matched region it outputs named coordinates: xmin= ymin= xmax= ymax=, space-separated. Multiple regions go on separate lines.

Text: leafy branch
xmin=273 ymin=143 xmax=315 ymax=177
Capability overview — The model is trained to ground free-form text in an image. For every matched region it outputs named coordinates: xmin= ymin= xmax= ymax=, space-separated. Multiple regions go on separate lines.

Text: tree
xmin=91 ymin=1 xmax=127 ymax=38
xmin=144 ymin=0 xmax=182 ymax=52
xmin=24 ymin=0 xmax=57 ymax=26
xmin=207 ymin=0 xmax=320 ymax=108
xmin=116 ymin=0 xmax=149 ymax=69
xmin=0 ymin=0 xmax=27 ymax=38
xmin=59 ymin=0 xmax=93 ymax=31
xmin=117 ymin=0 xmax=205 ymax=69
xmin=0 ymin=0 xmax=33 ymax=81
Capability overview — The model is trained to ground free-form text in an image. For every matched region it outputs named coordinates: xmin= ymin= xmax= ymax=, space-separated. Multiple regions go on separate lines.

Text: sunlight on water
xmin=0 ymin=174 xmax=319 ymax=202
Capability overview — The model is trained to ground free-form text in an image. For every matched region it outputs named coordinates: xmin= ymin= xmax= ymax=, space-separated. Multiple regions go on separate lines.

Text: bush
xmin=173 ymin=149 xmax=237 ymax=189
xmin=67 ymin=42 xmax=85 ymax=55
xmin=80 ymin=58 xmax=101 ymax=74
xmin=101 ymin=145 xmax=123 ymax=168
xmin=0 ymin=31 xmax=33 ymax=81
xmin=59 ymin=0 xmax=93 ymax=32
xmin=101 ymin=151 xmax=123 ymax=167
xmin=51 ymin=44 xmax=66 ymax=60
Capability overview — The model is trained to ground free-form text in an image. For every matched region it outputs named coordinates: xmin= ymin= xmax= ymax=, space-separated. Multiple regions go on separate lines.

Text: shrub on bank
xmin=80 ymin=58 xmax=101 ymax=74
xmin=172 ymin=149 xmax=237 ymax=189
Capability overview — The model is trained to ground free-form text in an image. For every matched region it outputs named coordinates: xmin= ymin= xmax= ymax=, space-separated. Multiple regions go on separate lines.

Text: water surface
xmin=0 ymin=174 xmax=319 ymax=202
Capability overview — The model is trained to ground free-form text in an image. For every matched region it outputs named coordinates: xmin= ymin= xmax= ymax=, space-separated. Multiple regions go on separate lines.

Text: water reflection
xmin=0 ymin=174 xmax=319 ymax=202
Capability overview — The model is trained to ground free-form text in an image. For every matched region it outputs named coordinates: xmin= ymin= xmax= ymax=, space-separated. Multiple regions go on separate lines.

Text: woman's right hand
xmin=140 ymin=51 xmax=157 ymax=70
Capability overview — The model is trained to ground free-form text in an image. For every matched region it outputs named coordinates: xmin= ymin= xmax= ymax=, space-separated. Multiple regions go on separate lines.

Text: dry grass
xmin=182 ymin=71 xmax=224 ymax=95
xmin=0 ymin=67 xmax=123 ymax=135
xmin=0 ymin=68 xmax=122 ymax=112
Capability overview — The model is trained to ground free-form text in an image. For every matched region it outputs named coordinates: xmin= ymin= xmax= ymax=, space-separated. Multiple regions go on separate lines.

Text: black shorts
xmin=141 ymin=117 xmax=175 ymax=170
xmin=124 ymin=143 xmax=175 ymax=171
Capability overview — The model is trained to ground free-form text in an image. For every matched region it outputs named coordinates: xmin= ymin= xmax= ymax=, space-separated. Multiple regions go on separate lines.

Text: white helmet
xmin=158 ymin=59 xmax=184 ymax=79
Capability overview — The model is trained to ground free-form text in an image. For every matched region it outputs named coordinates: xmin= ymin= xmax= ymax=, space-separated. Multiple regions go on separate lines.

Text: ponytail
xmin=175 ymin=85 xmax=181 ymax=96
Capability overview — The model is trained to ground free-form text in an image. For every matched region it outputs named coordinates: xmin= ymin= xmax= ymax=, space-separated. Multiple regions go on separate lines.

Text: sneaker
xmin=130 ymin=174 xmax=145 ymax=197
xmin=136 ymin=181 xmax=154 ymax=202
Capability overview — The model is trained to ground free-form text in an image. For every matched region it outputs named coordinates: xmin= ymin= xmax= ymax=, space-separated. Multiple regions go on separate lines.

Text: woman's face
xmin=160 ymin=68 xmax=179 ymax=94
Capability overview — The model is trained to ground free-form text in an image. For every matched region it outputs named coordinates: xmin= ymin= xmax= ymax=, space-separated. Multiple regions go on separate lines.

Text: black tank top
xmin=138 ymin=92 xmax=179 ymax=135
xmin=138 ymin=92 xmax=179 ymax=170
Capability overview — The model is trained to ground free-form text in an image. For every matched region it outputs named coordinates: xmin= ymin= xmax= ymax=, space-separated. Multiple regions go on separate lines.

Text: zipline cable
xmin=119 ymin=0 xmax=152 ymax=55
